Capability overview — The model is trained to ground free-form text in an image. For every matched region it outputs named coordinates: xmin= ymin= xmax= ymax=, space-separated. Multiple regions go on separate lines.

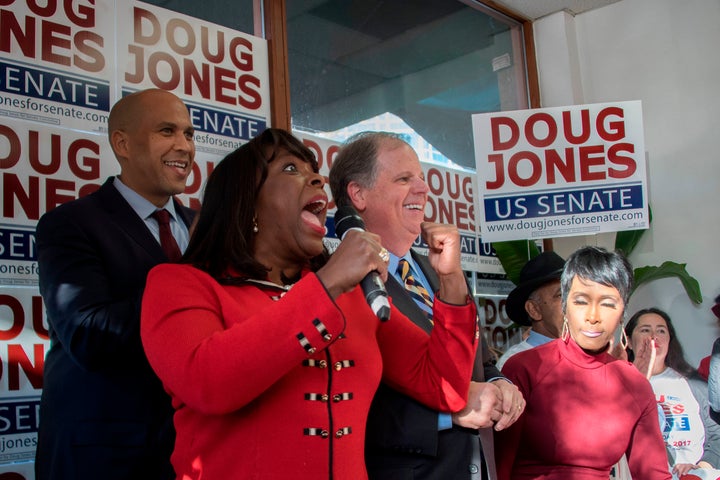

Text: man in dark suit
xmin=329 ymin=132 xmax=525 ymax=480
xmin=35 ymin=89 xmax=196 ymax=480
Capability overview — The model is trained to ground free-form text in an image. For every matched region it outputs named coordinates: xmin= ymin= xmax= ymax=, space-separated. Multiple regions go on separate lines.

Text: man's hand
xmin=422 ymin=222 xmax=467 ymax=305
xmin=491 ymin=378 xmax=525 ymax=431
xmin=452 ymin=381 xmax=504 ymax=429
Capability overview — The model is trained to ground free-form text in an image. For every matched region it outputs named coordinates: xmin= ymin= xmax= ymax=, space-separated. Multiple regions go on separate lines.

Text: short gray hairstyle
xmin=329 ymin=131 xmax=410 ymax=207
xmin=560 ymin=246 xmax=633 ymax=313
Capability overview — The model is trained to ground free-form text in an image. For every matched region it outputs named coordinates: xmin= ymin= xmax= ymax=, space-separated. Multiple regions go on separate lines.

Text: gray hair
xmin=560 ymin=246 xmax=633 ymax=314
xmin=329 ymin=131 xmax=410 ymax=207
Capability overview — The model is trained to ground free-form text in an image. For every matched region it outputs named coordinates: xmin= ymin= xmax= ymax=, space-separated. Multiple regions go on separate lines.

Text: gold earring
xmin=561 ymin=317 xmax=569 ymax=341
xmin=620 ymin=326 xmax=629 ymax=350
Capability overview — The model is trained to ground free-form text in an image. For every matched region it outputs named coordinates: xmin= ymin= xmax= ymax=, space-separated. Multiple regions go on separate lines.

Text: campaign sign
xmin=0 ymin=397 xmax=40 ymax=463
xmin=472 ymin=101 xmax=649 ymax=242
xmin=117 ymin=1 xmax=270 ymax=150
xmin=0 ymin=286 xmax=48 ymax=464
xmin=0 ymin=117 xmax=111 ymax=285
xmin=0 ymin=0 xmax=115 ymax=133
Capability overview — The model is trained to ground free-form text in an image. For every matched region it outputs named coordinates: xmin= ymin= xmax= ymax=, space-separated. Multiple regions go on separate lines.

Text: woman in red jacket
xmin=140 ymin=128 xmax=478 ymax=480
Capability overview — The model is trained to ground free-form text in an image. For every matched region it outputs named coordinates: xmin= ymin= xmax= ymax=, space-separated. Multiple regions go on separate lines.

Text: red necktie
xmin=152 ymin=209 xmax=182 ymax=262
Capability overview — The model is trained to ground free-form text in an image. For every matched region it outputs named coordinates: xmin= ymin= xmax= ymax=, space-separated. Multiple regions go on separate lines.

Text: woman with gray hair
xmin=496 ymin=246 xmax=670 ymax=479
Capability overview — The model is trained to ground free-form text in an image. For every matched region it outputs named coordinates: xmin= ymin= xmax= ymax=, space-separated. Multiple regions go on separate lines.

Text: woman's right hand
xmin=633 ymin=337 xmax=657 ymax=379
xmin=316 ymin=229 xmax=389 ymax=299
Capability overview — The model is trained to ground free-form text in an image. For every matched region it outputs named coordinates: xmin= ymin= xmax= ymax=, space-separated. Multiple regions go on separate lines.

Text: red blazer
xmin=141 ymin=264 xmax=478 ymax=480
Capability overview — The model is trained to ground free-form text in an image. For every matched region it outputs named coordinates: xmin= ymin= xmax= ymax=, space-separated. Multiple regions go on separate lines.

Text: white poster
xmin=0 ymin=287 xmax=49 ymax=464
xmin=0 ymin=0 xmax=115 ymax=133
xmin=117 ymin=1 xmax=270 ymax=148
xmin=472 ymin=101 xmax=649 ymax=242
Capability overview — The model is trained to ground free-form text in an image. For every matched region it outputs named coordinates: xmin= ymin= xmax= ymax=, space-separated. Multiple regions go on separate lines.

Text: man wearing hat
xmin=496 ymin=251 xmax=565 ymax=370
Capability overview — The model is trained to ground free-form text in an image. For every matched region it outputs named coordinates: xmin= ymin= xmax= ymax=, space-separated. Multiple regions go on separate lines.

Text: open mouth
xmin=304 ymin=198 xmax=327 ymax=215
xmin=164 ymin=160 xmax=188 ymax=169
xmin=301 ymin=197 xmax=328 ymax=233
xmin=404 ymin=203 xmax=424 ymax=211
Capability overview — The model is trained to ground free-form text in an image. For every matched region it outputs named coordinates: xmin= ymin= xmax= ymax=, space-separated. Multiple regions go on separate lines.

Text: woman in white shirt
xmin=626 ymin=307 xmax=720 ymax=478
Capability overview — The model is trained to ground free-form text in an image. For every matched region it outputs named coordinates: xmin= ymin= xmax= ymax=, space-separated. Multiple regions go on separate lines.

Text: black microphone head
xmin=334 ymin=205 xmax=366 ymax=239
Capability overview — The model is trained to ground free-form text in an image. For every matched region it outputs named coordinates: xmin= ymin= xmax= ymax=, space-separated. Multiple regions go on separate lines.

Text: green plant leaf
xmin=491 ymin=240 xmax=541 ymax=285
xmin=614 ymin=207 xmax=653 ymax=256
xmin=632 ymin=261 xmax=703 ymax=304
xmin=614 ymin=229 xmax=646 ymax=257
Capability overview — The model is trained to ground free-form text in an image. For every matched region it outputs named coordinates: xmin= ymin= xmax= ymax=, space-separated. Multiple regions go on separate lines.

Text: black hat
xmin=505 ymin=251 xmax=565 ymax=326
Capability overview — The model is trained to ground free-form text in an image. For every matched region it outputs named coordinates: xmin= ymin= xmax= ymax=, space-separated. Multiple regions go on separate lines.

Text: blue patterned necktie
xmin=398 ymin=259 xmax=434 ymax=320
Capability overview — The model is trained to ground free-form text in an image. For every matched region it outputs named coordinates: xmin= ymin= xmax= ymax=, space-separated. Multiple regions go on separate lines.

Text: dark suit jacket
xmin=365 ymin=250 xmax=501 ymax=480
xmin=35 ymin=178 xmax=195 ymax=480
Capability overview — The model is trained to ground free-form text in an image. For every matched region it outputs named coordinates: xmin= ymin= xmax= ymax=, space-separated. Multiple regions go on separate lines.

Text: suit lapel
xmin=95 ymin=178 xmax=166 ymax=261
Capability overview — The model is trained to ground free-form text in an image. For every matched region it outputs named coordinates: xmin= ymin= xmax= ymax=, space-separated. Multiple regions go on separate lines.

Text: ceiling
xmin=492 ymin=0 xmax=621 ymax=20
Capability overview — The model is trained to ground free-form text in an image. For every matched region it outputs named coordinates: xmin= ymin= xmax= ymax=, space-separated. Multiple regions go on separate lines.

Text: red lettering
xmin=607 ymin=143 xmax=636 ymax=178
xmin=302 ymin=139 xmax=323 ymax=167
xmin=229 ymin=36 xmax=253 ymax=71
xmin=508 ymin=151 xmax=542 ymax=187
xmin=238 ymin=74 xmax=261 ymax=110
xmin=73 ymin=30 xmax=104 ymax=72
xmin=214 ymin=66 xmax=235 ymax=104
xmin=27 ymin=0 xmax=56 ymax=16
xmin=562 ymin=109 xmax=591 ymax=144
xmin=46 ymin=178 xmax=76 ymax=210
xmin=525 ymin=112 xmax=557 ymax=148
xmin=3 ymin=173 xmax=39 ymax=219
xmin=184 ymin=161 xmax=215 ymax=196
xmin=166 ymin=18 xmax=195 ymax=55
xmin=0 ymin=295 xmax=24 ymax=341
xmin=29 ymin=131 xmax=61 ymax=175
xmin=133 ymin=8 xmax=161 ymax=45
xmin=41 ymin=19 xmax=71 ymax=66
xmin=32 ymin=296 xmax=49 ymax=340
xmin=578 ymin=145 xmax=606 ymax=181
xmin=147 ymin=51 xmax=180 ymax=90
xmin=483 ymin=298 xmax=497 ymax=324
xmin=490 ymin=116 xmax=519 ymax=150
xmin=597 ymin=106 xmax=625 ymax=141
xmin=326 ymin=145 xmax=339 ymax=170
xmin=545 ymin=148 xmax=576 ymax=184
xmin=201 ymin=26 xmax=224 ymax=63
xmin=0 ymin=124 xmax=21 ymax=169
xmin=486 ymin=154 xmax=505 ymax=189
xmin=426 ymin=168 xmax=442 ymax=196
xmin=184 ymin=61 xmax=211 ymax=99
xmin=0 ymin=10 xmax=35 ymax=57
xmin=68 ymin=139 xmax=101 ymax=180
xmin=65 ymin=0 xmax=96 ymax=29
xmin=8 ymin=344 xmax=44 ymax=390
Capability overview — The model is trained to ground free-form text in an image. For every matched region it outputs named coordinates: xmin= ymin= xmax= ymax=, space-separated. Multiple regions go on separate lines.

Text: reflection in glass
xmin=287 ymin=0 xmax=529 ymax=169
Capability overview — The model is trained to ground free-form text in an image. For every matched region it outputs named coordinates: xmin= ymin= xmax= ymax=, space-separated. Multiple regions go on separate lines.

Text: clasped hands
xmin=452 ymin=379 xmax=525 ymax=431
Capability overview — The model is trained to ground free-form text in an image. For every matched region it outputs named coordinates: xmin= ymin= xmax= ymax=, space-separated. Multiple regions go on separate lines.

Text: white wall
xmin=533 ymin=0 xmax=720 ymax=365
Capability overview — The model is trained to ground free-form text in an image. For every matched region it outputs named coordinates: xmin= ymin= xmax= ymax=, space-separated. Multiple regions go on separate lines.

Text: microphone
xmin=333 ymin=205 xmax=391 ymax=322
